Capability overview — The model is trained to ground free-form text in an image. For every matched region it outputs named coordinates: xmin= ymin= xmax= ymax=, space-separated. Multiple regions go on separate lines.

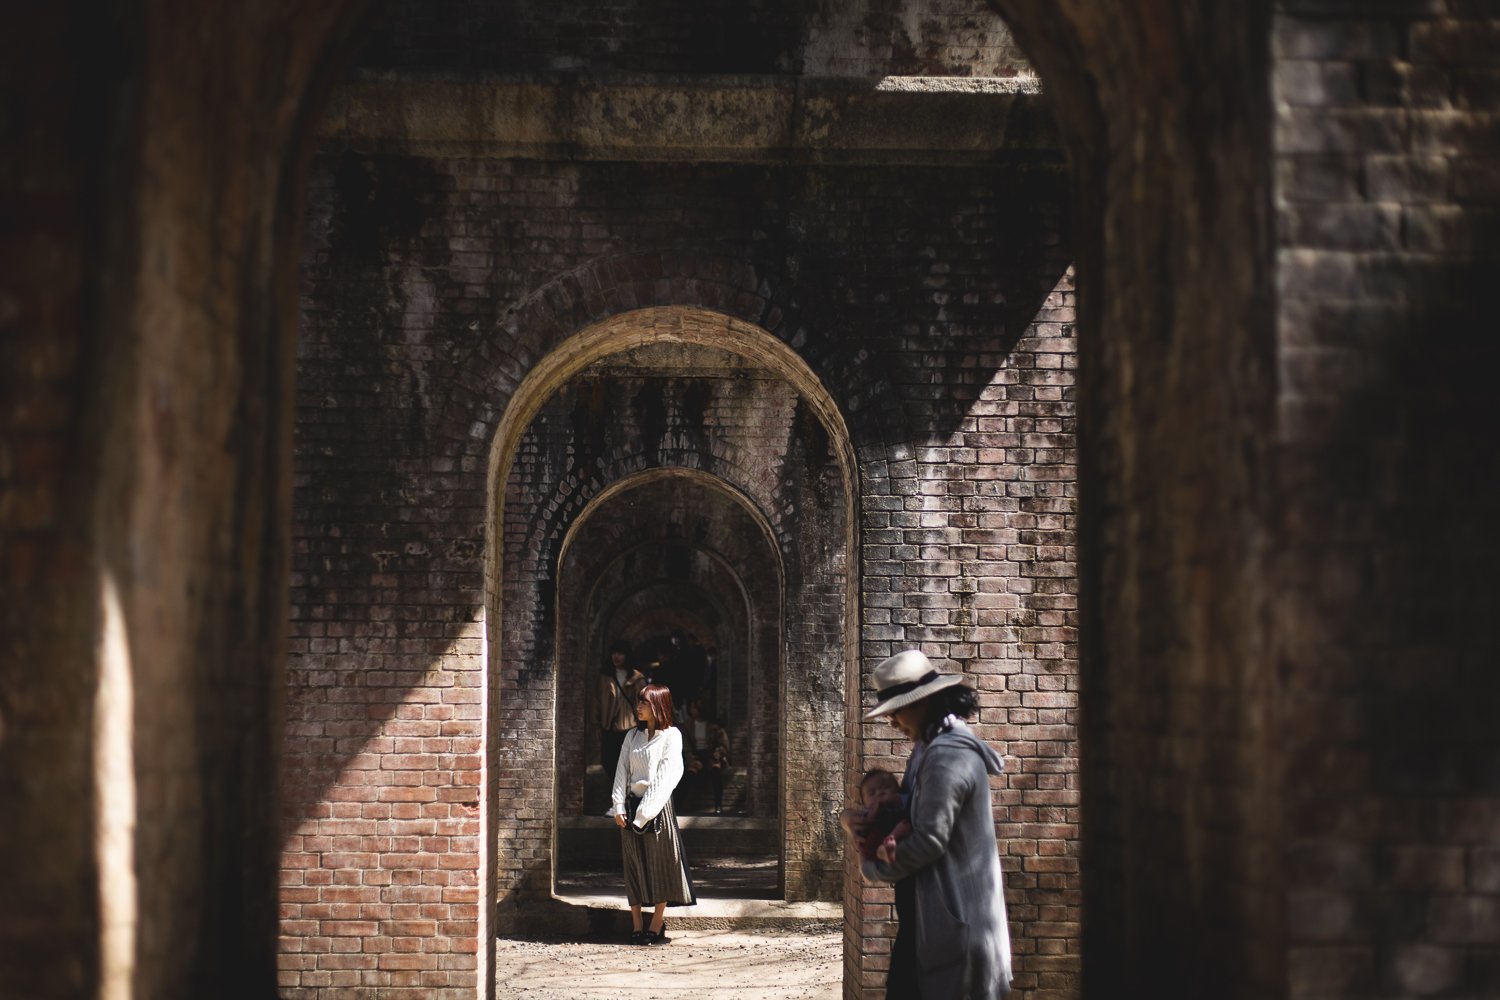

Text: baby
xmin=841 ymin=767 xmax=911 ymax=863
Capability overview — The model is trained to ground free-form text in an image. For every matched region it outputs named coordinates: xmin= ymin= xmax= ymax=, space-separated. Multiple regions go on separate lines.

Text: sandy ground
xmin=495 ymin=926 xmax=842 ymax=999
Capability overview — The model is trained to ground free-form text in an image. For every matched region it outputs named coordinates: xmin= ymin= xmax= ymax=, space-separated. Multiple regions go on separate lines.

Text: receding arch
xmin=480 ymin=307 xmax=860 ymax=983
xmin=486 ymin=306 xmax=860 ymax=499
xmin=552 ymin=469 xmax=787 ymax=894
xmin=560 ymin=467 xmax=786 ymax=789
xmin=558 ymin=467 xmax=786 ymax=585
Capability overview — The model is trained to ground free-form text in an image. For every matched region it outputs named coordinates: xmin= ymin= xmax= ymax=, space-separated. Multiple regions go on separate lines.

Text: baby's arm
xmin=840 ymin=801 xmax=874 ymax=838
xmin=846 ymin=803 xmax=870 ymax=839
xmin=875 ymin=820 xmax=911 ymax=863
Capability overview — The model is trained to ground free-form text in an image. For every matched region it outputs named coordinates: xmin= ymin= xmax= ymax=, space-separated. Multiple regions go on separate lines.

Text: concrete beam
xmin=316 ymin=72 xmax=1064 ymax=165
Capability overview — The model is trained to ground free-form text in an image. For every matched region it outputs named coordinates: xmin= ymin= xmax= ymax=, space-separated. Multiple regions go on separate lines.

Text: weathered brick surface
xmin=849 ymin=274 xmax=1078 ymax=998
xmin=285 ymin=135 xmax=1075 ymax=994
xmin=990 ymin=5 xmax=1283 ymax=1000
xmin=1274 ymin=3 xmax=1500 ymax=999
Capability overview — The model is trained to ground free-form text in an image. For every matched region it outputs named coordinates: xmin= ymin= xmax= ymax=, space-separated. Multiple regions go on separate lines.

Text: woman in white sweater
xmin=610 ymin=683 xmax=696 ymax=944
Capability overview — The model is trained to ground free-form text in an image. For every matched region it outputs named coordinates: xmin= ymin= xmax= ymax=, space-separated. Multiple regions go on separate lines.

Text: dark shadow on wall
xmin=760 ymin=160 xmax=1075 ymax=448
xmin=347 ymin=0 xmax=1035 ymax=78
xmin=1282 ymin=214 xmax=1500 ymax=901
xmin=283 ymin=260 xmax=864 ymax=856
xmin=351 ymin=0 xmax=804 ymax=75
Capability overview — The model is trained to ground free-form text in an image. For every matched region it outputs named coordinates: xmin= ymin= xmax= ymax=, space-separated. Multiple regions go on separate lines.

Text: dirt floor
xmin=495 ymin=925 xmax=843 ymax=999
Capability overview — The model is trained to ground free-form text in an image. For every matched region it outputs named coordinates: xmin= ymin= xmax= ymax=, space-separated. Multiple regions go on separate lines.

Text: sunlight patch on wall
xmin=95 ymin=574 xmax=137 ymax=1000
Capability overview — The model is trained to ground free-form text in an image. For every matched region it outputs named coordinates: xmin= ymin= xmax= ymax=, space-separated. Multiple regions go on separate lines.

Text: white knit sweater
xmin=609 ymin=726 xmax=684 ymax=829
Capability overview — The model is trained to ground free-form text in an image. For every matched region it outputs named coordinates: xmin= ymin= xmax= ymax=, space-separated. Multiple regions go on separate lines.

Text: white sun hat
xmin=864 ymin=649 xmax=965 ymax=719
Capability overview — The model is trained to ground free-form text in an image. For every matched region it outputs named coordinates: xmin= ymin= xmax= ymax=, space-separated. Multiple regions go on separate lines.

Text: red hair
xmin=637 ymin=684 xmax=675 ymax=732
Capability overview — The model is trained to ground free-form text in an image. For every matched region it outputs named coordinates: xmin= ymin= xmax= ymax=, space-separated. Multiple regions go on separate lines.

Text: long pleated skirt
xmin=620 ymin=799 xmax=696 ymax=907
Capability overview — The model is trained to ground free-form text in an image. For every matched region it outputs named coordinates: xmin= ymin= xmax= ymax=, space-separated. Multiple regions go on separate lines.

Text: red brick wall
xmin=1274 ymin=4 xmax=1500 ymax=998
xmin=848 ymin=271 xmax=1078 ymax=998
xmin=284 ymin=148 xmax=1075 ymax=997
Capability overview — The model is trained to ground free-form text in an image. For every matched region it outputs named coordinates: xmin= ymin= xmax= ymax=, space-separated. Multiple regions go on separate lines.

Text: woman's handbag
xmin=624 ymin=793 xmax=665 ymax=835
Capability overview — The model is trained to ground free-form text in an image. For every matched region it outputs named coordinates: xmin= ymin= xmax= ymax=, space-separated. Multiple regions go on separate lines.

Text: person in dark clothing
xmin=680 ymin=698 xmax=731 ymax=814
xmin=861 ymin=649 xmax=1013 ymax=1000
xmin=596 ymin=640 xmax=644 ymax=769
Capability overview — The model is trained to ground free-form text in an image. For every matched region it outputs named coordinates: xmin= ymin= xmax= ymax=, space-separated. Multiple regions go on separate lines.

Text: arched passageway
xmin=482 ymin=310 xmax=858 ymax=930
xmin=553 ymin=472 xmax=785 ymax=897
xmin=280 ymin=0 xmax=1084 ymax=970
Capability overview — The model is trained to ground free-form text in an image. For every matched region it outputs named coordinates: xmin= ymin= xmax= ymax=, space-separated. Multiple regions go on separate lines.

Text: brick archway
xmin=556 ymin=468 xmax=785 ymax=825
xmin=553 ymin=470 xmax=785 ymax=890
xmin=480 ymin=307 xmax=860 ymax=970
xmin=430 ymin=249 xmax=911 ymax=467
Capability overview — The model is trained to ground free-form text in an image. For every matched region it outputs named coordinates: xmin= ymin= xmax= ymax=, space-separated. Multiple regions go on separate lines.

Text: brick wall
xmin=847 ymin=271 xmax=1078 ymax=999
xmin=284 ymin=144 xmax=1076 ymax=997
xmin=1274 ymin=3 xmax=1500 ymax=998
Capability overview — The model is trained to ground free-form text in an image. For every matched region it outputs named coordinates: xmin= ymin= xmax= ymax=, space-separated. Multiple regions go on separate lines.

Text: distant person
xmin=841 ymin=767 xmax=911 ymax=863
xmin=595 ymin=640 xmax=644 ymax=769
xmin=702 ymin=645 xmax=719 ymax=701
xmin=861 ymin=649 xmax=1012 ymax=999
xmin=676 ymin=634 xmax=709 ymax=703
xmin=610 ymin=683 xmax=696 ymax=945
xmin=646 ymin=645 xmax=676 ymax=695
xmin=682 ymin=699 xmax=731 ymax=815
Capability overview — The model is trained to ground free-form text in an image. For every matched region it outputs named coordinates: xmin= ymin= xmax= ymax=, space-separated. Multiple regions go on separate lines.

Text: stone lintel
xmin=316 ymin=72 xmax=1065 ymax=166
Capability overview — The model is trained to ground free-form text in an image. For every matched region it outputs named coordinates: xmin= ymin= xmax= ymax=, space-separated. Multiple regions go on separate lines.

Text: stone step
xmin=498 ymin=893 xmax=840 ymax=937
xmin=557 ymin=815 xmax=777 ymax=864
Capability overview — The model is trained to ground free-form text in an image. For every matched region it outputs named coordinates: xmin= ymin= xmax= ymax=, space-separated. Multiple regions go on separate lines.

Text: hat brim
xmin=864 ymin=671 xmax=965 ymax=719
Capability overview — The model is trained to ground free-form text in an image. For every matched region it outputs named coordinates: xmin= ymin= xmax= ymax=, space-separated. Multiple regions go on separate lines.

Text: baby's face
xmin=861 ymin=776 xmax=900 ymax=808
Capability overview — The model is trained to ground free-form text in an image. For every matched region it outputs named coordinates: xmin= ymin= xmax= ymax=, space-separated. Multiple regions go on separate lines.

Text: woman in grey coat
xmin=861 ymin=649 xmax=1013 ymax=999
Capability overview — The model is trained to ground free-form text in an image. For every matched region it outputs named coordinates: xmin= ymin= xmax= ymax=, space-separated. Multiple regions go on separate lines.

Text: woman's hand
xmin=614 ymin=812 xmax=627 ymax=828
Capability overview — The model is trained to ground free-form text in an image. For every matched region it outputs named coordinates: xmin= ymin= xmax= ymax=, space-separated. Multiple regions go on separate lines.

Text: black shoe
xmin=629 ymin=930 xmax=646 ymax=945
xmin=645 ymin=928 xmax=670 ymax=945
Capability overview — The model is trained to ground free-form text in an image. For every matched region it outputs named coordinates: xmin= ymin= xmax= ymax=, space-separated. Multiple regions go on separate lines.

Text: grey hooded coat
xmin=862 ymin=719 xmax=1012 ymax=999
